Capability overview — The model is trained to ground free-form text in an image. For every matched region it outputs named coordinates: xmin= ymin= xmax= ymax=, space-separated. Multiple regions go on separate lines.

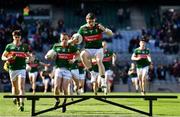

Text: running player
xmin=1 ymin=30 xmax=30 ymax=111
xmin=45 ymin=33 xmax=79 ymax=112
xmin=102 ymin=41 xmax=116 ymax=94
xmin=40 ymin=65 xmax=52 ymax=93
xmin=131 ymin=38 xmax=152 ymax=95
xmin=128 ymin=63 xmax=139 ymax=92
xmin=26 ymin=52 xmax=49 ymax=94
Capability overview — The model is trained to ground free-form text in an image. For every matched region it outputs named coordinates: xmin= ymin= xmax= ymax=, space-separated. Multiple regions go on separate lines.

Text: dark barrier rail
xmin=4 ymin=95 xmax=178 ymax=116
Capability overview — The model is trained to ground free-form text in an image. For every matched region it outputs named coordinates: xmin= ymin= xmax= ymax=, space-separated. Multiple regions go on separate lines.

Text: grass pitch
xmin=0 ymin=92 xmax=179 ymax=116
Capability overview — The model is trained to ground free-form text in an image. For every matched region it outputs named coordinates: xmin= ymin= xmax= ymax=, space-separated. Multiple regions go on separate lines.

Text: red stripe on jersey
xmin=103 ymin=56 xmax=112 ymax=62
xmin=29 ymin=63 xmax=38 ymax=67
xmin=57 ymin=53 xmax=75 ymax=59
xmin=11 ymin=52 xmax=27 ymax=58
xmin=84 ymin=34 xmax=102 ymax=42
xmin=137 ymin=54 xmax=148 ymax=59
xmin=78 ymin=62 xmax=84 ymax=67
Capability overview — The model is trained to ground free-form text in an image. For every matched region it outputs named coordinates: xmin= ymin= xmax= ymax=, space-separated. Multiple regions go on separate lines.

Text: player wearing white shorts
xmin=78 ymin=60 xmax=86 ymax=93
xmin=131 ymin=38 xmax=152 ymax=95
xmin=45 ymin=33 xmax=79 ymax=112
xmin=26 ymin=52 xmax=49 ymax=95
xmin=102 ymin=41 xmax=116 ymax=94
xmin=128 ymin=63 xmax=139 ymax=92
xmin=1 ymin=30 xmax=30 ymax=111
xmin=72 ymin=13 xmax=113 ymax=89
xmin=69 ymin=44 xmax=80 ymax=95
xmin=40 ymin=66 xmax=52 ymax=93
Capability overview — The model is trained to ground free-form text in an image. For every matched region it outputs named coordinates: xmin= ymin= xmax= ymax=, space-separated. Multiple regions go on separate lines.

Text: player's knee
xmin=80 ymin=51 xmax=90 ymax=59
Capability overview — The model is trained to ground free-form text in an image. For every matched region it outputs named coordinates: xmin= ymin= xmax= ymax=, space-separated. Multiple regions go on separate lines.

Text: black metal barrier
xmin=3 ymin=95 xmax=178 ymax=116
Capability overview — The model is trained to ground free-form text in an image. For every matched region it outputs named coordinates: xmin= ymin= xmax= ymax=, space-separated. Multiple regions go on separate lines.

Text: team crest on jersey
xmin=89 ymin=30 xmax=93 ymax=34
xmin=17 ymin=47 xmax=20 ymax=50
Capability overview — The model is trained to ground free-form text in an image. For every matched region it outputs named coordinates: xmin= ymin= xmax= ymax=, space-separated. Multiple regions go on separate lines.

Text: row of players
xmin=1 ymin=12 xmax=151 ymax=112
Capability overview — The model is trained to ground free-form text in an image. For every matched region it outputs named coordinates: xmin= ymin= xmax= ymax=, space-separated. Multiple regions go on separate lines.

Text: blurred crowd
xmin=0 ymin=9 xmax=66 ymax=55
xmin=129 ymin=9 xmax=180 ymax=54
xmin=0 ymin=7 xmax=180 ymax=92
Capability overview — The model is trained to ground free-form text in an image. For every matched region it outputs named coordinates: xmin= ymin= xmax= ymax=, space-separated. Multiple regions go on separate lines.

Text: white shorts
xmin=85 ymin=48 xmax=104 ymax=59
xmin=79 ymin=73 xmax=85 ymax=80
xmin=136 ymin=66 xmax=149 ymax=79
xmin=28 ymin=72 xmax=38 ymax=79
xmin=71 ymin=69 xmax=79 ymax=79
xmin=51 ymin=79 xmax=54 ymax=86
xmin=131 ymin=77 xmax=138 ymax=82
xmin=105 ymin=70 xmax=113 ymax=77
xmin=9 ymin=69 xmax=26 ymax=81
xmin=43 ymin=78 xmax=50 ymax=85
xmin=91 ymin=72 xmax=101 ymax=83
xmin=55 ymin=68 xmax=72 ymax=80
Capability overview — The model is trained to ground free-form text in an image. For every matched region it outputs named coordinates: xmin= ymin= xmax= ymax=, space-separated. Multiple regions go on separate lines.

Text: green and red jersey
xmin=4 ymin=43 xmax=30 ymax=70
xmin=77 ymin=60 xmax=85 ymax=74
xmin=52 ymin=43 xmax=78 ymax=69
xmin=103 ymin=49 xmax=114 ymax=70
xmin=27 ymin=58 xmax=40 ymax=73
xmin=78 ymin=23 xmax=104 ymax=49
xmin=128 ymin=68 xmax=137 ymax=78
xmin=133 ymin=48 xmax=150 ymax=68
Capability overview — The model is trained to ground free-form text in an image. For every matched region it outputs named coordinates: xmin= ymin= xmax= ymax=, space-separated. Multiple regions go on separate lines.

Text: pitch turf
xmin=0 ymin=92 xmax=179 ymax=116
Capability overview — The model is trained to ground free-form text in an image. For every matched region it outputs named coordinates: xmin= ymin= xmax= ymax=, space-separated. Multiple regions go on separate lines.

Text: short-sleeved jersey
xmin=52 ymin=43 xmax=78 ymax=69
xmin=4 ymin=43 xmax=29 ymax=70
xmin=78 ymin=23 xmax=103 ymax=49
xmin=128 ymin=68 xmax=137 ymax=78
xmin=134 ymin=48 xmax=150 ymax=68
xmin=103 ymin=49 xmax=114 ymax=70
xmin=27 ymin=58 xmax=40 ymax=73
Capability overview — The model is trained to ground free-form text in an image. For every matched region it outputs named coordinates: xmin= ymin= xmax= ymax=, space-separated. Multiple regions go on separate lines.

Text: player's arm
xmin=69 ymin=51 xmax=80 ymax=64
xmin=39 ymin=62 xmax=50 ymax=67
xmin=45 ymin=48 xmax=57 ymax=60
xmin=1 ymin=51 xmax=10 ymax=61
xmin=98 ymin=24 xmax=114 ymax=36
xmin=131 ymin=53 xmax=141 ymax=61
xmin=40 ymin=71 xmax=45 ymax=80
xmin=1 ymin=49 xmax=15 ymax=61
xmin=147 ymin=54 xmax=152 ymax=63
xmin=128 ymin=69 xmax=133 ymax=75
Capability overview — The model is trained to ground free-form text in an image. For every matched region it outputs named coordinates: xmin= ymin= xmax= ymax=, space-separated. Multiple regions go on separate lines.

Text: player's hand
xmin=68 ymin=38 xmax=78 ymax=45
xmin=7 ymin=55 xmax=15 ymax=61
xmin=69 ymin=59 xmax=75 ymax=64
xmin=98 ymin=24 xmax=106 ymax=32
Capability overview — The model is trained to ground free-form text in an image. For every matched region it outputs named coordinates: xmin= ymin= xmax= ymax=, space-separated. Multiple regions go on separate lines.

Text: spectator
xmin=157 ymin=64 xmax=166 ymax=80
